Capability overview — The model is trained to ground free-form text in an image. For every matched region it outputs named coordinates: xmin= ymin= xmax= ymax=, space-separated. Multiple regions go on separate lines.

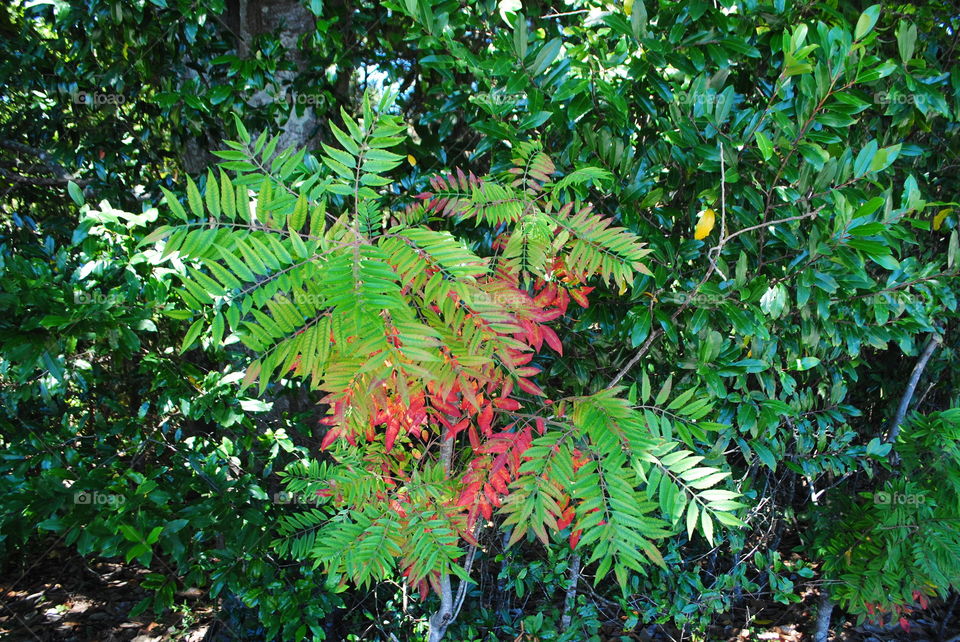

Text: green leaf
xmin=688 ymin=471 xmax=730 ymax=490
xmin=754 ymin=131 xmax=774 ymax=162
xmin=180 ymin=318 xmax=205 ymax=353
xmin=42 ymin=352 xmax=64 ymax=383
xmin=752 ymin=441 xmax=777 ymax=471
xmin=160 ymin=187 xmax=188 ymax=222
xmin=232 ymin=113 xmax=250 ymax=144
xmin=869 ymin=144 xmax=901 ymax=173
xmin=67 ymin=181 xmax=84 ymax=206
xmin=119 ymin=524 xmax=141 ymax=542
xmin=685 ymin=501 xmax=698 ymax=540
xmin=205 ymin=170 xmax=220 ymax=218
xmin=641 ymin=372 xmax=651 ymax=404
xmin=897 ymin=21 xmax=917 ymax=62
xmin=854 ymin=5 xmax=881 ymax=40
xmin=789 ymin=356 xmax=820 ymax=371
xmin=866 ymin=437 xmax=892 ymax=457
xmin=290 ymin=193 xmax=308 ymax=231
xmin=186 ymin=176 xmax=204 ymax=218
xmin=655 ymin=375 xmax=673 ymax=405
xmin=854 ymin=140 xmax=878 ymax=177
xmin=146 ymin=526 xmax=164 ymax=545
xmin=700 ymin=510 xmax=714 ymax=545
xmin=529 ymin=38 xmax=562 ymax=76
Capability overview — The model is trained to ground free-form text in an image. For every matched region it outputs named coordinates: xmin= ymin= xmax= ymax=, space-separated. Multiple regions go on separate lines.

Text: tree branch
xmin=885 ymin=333 xmax=942 ymax=445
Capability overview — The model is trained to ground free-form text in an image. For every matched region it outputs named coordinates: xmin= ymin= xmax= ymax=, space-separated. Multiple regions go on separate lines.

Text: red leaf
xmin=450 ymin=418 xmax=470 ymax=438
xmin=428 ymin=572 xmax=442 ymax=597
xmin=540 ymin=325 xmax=563 ymax=355
xmin=478 ymin=404 xmax=494 ymax=435
xmin=320 ymin=428 xmax=341 ymax=450
xmin=431 ymin=397 xmax=460 ymax=416
xmin=534 ymin=282 xmax=557 ymax=307
xmin=899 ymin=617 xmax=910 ymax=633
xmin=569 ymin=286 xmax=593 ymax=308
xmin=516 ymin=378 xmax=545 ymax=397
xmin=455 ymin=484 xmax=480 ymax=508
xmin=483 ymin=436 xmax=510 ymax=455
xmin=521 ymin=320 xmax=543 ymax=350
xmin=557 ymin=505 xmax=575 ymax=530
xmin=533 ymin=307 xmax=563 ymax=322
xmin=468 ymin=424 xmax=481 ymax=449
xmin=556 ymin=288 xmax=570 ymax=315
xmin=489 ymin=473 xmax=508 ymax=495
xmin=569 ymin=529 xmax=582 ymax=550
xmin=384 ymin=420 xmax=400 ymax=452
xmin=494 ymin=397 xmax=521 ymax=411
xmin=479 ymin=499 xmax=492 ymax=520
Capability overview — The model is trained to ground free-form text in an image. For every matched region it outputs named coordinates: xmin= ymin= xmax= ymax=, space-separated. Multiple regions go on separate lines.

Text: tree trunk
xmin=428 ymin=431 xmax=457 ymax=642
xmin=814 ymin=593 xmax=834 ymax=642
xmin=428 ymin=570 xmax=455 ymax=642
xmin=560 ymin=553 xmax=581 ymax=632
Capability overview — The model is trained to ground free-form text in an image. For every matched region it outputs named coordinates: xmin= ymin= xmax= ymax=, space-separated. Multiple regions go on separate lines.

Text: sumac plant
xmin=149 ymin=92 xmax=746 ymax=640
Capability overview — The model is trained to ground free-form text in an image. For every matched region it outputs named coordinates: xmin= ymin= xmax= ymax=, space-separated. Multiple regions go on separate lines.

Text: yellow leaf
xmin=694 ymin=208 xmax=716 ymax=240
xmin=407 ymin=154 xmax=417 ymax=166
xmin=624 ymin=0 xmax=634 ymax=16
xmin=934 ymin=208 xmax=951 ymax=231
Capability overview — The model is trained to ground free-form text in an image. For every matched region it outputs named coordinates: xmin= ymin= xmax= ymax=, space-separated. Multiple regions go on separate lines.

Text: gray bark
xmin=886 ymin=333 xmax=941 ymax=445
xmin=428 ymin=430 xmax=458 ymax=642
xmin=560 ymin=553 xmax=581 ymax=632
xmin=814 ymin=592 xmax=834 ymax=642
xmin=182 ymin=0 xmax=321 ymax=173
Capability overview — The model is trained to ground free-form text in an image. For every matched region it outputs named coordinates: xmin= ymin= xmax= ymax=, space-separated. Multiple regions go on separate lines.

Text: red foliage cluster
xmin=317 ymin=261 xmax=594 ymax=537
xmin=415 ymin=168 xmax=484 ymax=217
xmin=864 ymin=589 xmax=931 ymax=633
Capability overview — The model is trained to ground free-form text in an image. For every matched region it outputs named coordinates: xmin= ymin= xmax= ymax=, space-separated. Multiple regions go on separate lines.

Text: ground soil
xmin=2 ymin=545 xmax=957 ymax=641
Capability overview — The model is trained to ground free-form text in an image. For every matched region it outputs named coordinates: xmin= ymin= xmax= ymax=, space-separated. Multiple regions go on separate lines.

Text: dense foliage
xmin=2 ymin=0 xmax=959 ymax=640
